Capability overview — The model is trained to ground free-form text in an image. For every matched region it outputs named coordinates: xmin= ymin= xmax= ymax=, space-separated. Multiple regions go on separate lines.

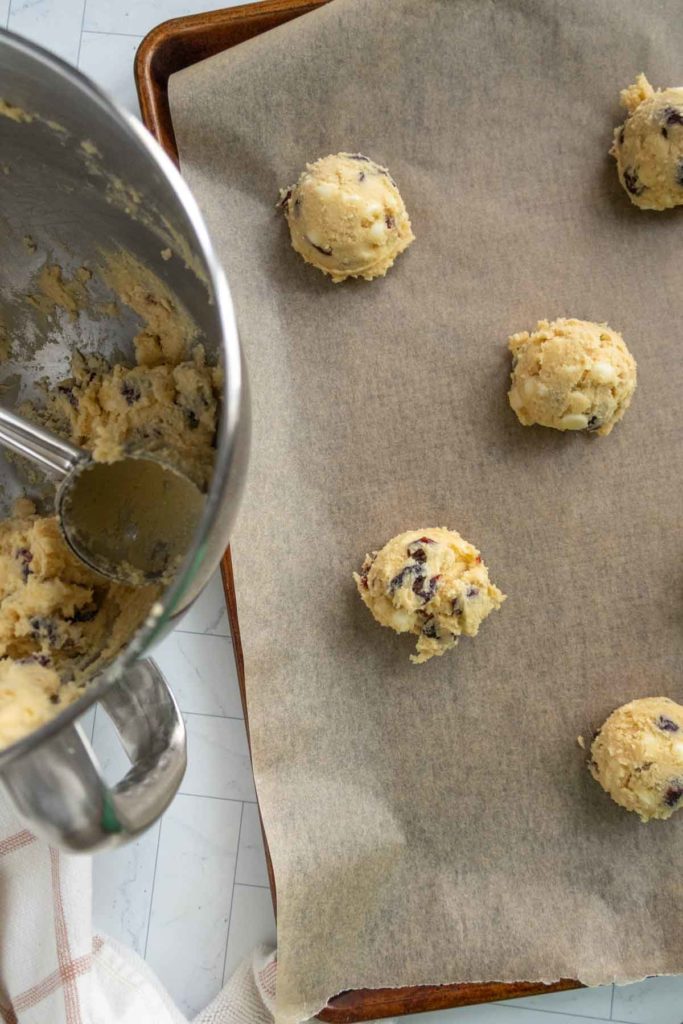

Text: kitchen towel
xmin=168 ymin=1 xmax=683 ymax=1021
xmin=0 ymin=794 xmax=276 ymax=1024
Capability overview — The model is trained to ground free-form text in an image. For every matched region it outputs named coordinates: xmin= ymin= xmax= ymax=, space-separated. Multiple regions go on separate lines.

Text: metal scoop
xmin=0 ymin=405 xmax=205 ymax=586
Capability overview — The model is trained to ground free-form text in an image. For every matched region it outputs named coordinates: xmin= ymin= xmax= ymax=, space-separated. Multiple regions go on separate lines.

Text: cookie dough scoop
xmin=354 ymin=527 xmax=505 ymax=663
xmin=280 ymin=152 xmax=414 ymax=282
xmin=0 ymin=404 xmax=204 ymax=585
xmin=611 ymin=73 xmax=683 ymax=211
xmin=589 ymin=697 xmax=683 ymax=822
xmin=508 ymin=318 xmax=637 ymax=436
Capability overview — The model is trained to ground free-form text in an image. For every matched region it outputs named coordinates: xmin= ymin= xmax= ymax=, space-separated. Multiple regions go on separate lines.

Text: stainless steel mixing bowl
xmin=0 ymin=30 xmax=249 ymax=851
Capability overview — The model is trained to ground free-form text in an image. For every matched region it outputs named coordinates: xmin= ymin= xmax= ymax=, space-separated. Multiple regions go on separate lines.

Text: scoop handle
xmin=0 ymin=659 xmax=186 ymax=851
xmin=0 ymin=404 xmax=85 ymax=479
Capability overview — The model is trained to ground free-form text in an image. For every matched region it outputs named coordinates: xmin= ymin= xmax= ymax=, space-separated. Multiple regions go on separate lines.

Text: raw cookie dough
xmin=508 ymin=318 xmax=637 ymax=436
xmin=611 ymin=73 xmax=683 ymax=211
xmin=590 ymin=697 xmax=683 ymax=822
xmin=280 ymin=152 xmax=414 ymax=282
xmin=0 ymin=503 xmax=156 ymax=748
xmin=0 ymin=659 xmax=81 ymax=749
xmin=0 ymin=252 xmax=223 ymax=749
xmin=0 ymin=342 xmax=221 ymax=748
xmin=40 ymin=344 xmax=221 ymax=489
xmin=354 ymin=528 xmax=505 ymax=664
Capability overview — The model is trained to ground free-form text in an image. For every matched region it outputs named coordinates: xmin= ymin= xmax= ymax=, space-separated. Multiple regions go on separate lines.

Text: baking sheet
xmin=168 ymin=1 xmax=683 ymax=1020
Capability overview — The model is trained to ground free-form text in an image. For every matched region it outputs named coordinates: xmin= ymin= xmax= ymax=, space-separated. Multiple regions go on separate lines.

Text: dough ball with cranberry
xmin=279 ymin=153 xmax=414 ymax=282
xmin=354 ymin=528 xmax=505 ymax=664
xmin=611 ymin=73 xmax=683 ymax=210
xmin=508 ymin=318 xmax=636 ymax=436
xmin=590 ymin=697 xmax=683 ymax=822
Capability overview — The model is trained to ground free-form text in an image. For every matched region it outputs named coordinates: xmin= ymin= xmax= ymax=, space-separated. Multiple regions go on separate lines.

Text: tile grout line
xmin=235 ymin=881 xmax=270 ymax=890
xmin=182 ymin=711 xmax=243 ymax=722
xmin=74 ymin=0 xmax=88 ymax=67
xmin=172 ymin=628 xmax=231 ymax=639
xmin=609 ymin=982 xmax=615 ymax=1019
xmin=498 ymin=1003 xmax=614 ymax=1022
xmin=220 ymin=801 xmax=244 ymax=986
xmin=80 ymin=28 xmax=147 ymax=40
xmin=178 ymin=792 xmax=257 ymax=805
xmin=142 ymin=817 xmax=164 ymax=959
xmin=89 ymin=704 xmax=98 ymax=744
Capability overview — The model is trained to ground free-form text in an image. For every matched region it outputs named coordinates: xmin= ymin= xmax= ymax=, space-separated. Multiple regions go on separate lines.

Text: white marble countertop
xmin=3 ymin=2 xmax=682 ymax=1020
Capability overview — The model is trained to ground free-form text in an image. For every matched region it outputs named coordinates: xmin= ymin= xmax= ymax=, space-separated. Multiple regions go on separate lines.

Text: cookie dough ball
xmin=280 ymin=152 xmax=414 ymax=282
xmin=354 ymin=527 xmax=505 ymax=664
xmin=508 ymin=318 xmax=636 ymax=436
xmin=590 ymin=697 xmax=683 ymax=822
xmin=611 ymin=73 xmax=683 ymax=210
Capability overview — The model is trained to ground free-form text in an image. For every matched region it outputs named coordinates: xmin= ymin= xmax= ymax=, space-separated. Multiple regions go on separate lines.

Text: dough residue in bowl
xmin=0 ymin=251 xmax=222 ymax=748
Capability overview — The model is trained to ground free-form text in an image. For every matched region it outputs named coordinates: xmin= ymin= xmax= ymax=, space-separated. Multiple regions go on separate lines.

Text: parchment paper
xmin=169 ymin=2 xmax=683 ymax=1020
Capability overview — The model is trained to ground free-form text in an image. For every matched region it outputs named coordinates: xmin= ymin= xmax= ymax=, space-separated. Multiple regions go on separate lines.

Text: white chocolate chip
xmin=315 ymin=182 xmax=336 ymax=199
xmin=306 ymin=229 xmax=323 ymax=247
xmin=368 ymin=220 xmax=387 ymax=243
xmin=388 ymin=607 xmax=416 ymax=632
xmin=508 ymin=390 xmax=523 ymax=412
xmin=591 ymin=360 xmax=617 ymax=384
xmin=559 ymin=413 xmax=589 ymax=430
xmin=522 ymin=377 xmax=547 ymax=398
xmin=568 ymin=391 xmax=591 ymax=413
xmin=364 ymin=200 xmax=382 ymax=218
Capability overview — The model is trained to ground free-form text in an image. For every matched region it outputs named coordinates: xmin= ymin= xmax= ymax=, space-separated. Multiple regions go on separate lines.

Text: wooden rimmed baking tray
xmin=135 ymin=2 xmax=581 ymax=1018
